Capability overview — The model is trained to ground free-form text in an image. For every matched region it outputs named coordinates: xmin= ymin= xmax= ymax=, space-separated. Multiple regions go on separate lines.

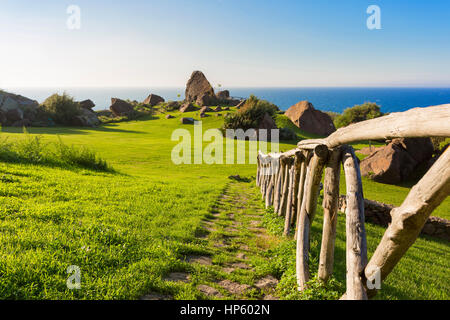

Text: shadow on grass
xmin=1 ymin=122 xmax=150 ymax=135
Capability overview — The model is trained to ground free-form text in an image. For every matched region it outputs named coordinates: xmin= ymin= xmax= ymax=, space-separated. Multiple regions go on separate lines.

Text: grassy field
xmin=0 ymin=108 xmax=448 ymax=299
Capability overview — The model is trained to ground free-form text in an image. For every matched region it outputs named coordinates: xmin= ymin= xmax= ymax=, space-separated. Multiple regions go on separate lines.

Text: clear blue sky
xmin=1 ymin=0 xmax=449 ymax=87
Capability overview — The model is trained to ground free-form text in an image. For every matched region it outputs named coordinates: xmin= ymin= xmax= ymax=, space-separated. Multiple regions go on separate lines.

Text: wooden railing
xmin=256 ymin=104 xmax=450 ymax=300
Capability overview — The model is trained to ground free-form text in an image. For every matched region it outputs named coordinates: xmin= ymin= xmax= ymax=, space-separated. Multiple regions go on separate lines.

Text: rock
xmin=165 ymin=101 xmax=180 ymax=110
xmin=199 ymin=106 xmax=213 ymax=113
xmin=72 ymin=108 xmax=100 ymax=127
xmin=218 ymin=280 xmax=251 ymax=295
xmin=285 ymin=101 xmax=336 ymax=136
xmin=165 ymin=114 xmax=175 ymax=119
xmin=143 ymin=94 xmax=165 ymax=106
xmin=0 ymin=91 xmax=39 ymax=125
xmin=181 ymin=117 xmax=195 ymax=124
xmin=214 ymin=106 xmax=222 ymax=112
xmin=223 ymin=107 xmax=230 ymax=111
xmin=360 ymin=138 xmax=434 ymax=184
xmin=236 ymin=99 xmax=246 ymax=109
xmin=110 ymin=98 xmax=134 ymax=116
xmin=180 ymin=102 xmax=196 ymax=113
xmin=391 ymin=138 xmax=434 ymax=164
xmin=216 ymin=90 xmax=230 ymax=100
xmin=185 ymin=71 xmax=217 ymax=105
xmin=79 ymin=99 xmax=95 ymax=110
xmin=196 ymin=93 xmax=218 ymax=107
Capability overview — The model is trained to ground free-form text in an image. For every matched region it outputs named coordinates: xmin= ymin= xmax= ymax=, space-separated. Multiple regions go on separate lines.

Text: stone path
xmin=143 ymin=179 xmax=281 ymax=300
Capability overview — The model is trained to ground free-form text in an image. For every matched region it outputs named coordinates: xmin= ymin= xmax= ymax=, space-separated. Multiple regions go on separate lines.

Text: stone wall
xmin=338 ymin=196 xmax=450 ymax=241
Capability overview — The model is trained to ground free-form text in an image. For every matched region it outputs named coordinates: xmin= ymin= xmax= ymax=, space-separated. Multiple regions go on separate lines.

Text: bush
xmin=222 ymin=95 xmax=278 ymax=131
xmin=0 ymin=133 xmax=112 ymax=172
xmin=334 ymin=102 xmax=383 ymax=128
xmin=41 ymin=93 xmax=81 ymax=125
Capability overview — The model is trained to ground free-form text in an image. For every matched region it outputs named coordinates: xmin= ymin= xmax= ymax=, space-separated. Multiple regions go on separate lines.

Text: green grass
xmin=0 ymin=107 xmax=448 ymax=299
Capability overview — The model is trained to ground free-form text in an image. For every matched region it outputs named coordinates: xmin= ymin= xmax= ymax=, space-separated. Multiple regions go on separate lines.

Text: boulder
xmin=165 ymin=114 xmax=175 ymax=119
xmin=360 ymin=138 xmax=434 ymax=184
xmin=214 ymin=106 xmax=222 ymax=112
xmin=196 ymin=93 xmax=218 ymax=107
xmin=165 ymin=101 xmax=180 ymax=110
xmin=0 ymin=90 xmax=39 ymax=125
xmin=285 ymin=101 xmax=336 ymax=136
xmin=180 ymin=117 xmax=195 ymax=124
xmin=79 ymin=99 xmax=95 ymax=110
xmin=185 ymin=71 xmax=217 ymax=105
xmin=216 ymin=90 xmax=230 ymax=100
xmin=180 ymin=102 xmax=196 ymax=113
xmin=73 ymin=108 xmax=100 ymax=127
xmin=143 ymin=94 xmax=165 ymax=106
xmin=110 ymin=98 xmax=134 ymax=116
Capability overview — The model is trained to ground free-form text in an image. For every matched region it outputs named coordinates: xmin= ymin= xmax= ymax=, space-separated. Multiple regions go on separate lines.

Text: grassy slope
xmin=0 ymin=109 xmax=448 ymax=299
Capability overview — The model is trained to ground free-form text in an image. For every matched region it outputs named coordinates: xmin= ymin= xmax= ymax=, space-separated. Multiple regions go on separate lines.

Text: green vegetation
xmin=0 ymin=133 xmax=110 ymax=172
xmin=222 ymin=95 xmax=278 ymax=131
xmin=0 ymin=104 xmax=448 ymax=299
xmin=334 ymin=102 xmax=384 ymax=128
xmin=41 ymin=93 xmax=81 ymax=125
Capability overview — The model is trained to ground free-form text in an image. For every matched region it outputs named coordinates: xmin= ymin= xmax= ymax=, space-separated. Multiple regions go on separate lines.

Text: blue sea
xmin=4 ymin=87 xmax=450 ymax=114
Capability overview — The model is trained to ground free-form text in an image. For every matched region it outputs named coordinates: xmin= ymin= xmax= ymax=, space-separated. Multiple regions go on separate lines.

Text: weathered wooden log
xmin=279 ymin=157 xmax=293 ymax=216
xmin=342 ymin=146 xmax=368 ymax=300
xmin=296 ymin=149 xmax=328 ymax=290
xmin=297 ymin=105 xmax=450 ymax=149
xmin=265 ymin=167 xmax=275 ymax=208
xmin=274 ymin=157 xmax=285 ymax=214
xmin=294 ymin=151 xmax=310 ymax=240
xmin=364 ymin=146 xmax=450 ymax=298
xmin=256 ymin=155 xmax=261 ymax=187
xmin=290 ymin=152 xmax=304 ymax=226
xmin=318 ymin=147 xmax=342 ymax=282
xmin=283 ymin=164 xmax=295 ymax=236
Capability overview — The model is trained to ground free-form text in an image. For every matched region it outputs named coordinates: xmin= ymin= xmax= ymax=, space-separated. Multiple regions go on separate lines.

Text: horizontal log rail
xmin=256 ymin=105 xmax=450 ymax=300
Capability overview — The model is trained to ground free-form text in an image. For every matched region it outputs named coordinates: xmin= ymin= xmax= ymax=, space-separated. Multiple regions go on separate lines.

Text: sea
xmin=4 ymin=87 xmax=450 ymax=114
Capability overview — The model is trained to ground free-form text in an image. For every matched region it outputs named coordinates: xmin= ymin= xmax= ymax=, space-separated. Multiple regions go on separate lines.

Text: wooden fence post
xmin=342 ymin=146 xmax=368 ymax=300
xmin=318 ymin=147 xmax=342 ymax=282
xmin=296 ymin=146 xmax=329 ymax=290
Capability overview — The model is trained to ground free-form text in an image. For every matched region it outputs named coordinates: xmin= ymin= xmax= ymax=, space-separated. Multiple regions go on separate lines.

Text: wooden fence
xmin=256 ymin=104 xmax=450 ymax=300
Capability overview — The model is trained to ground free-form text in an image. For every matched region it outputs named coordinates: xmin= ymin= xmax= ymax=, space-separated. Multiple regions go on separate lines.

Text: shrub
xmin=222 ymin=95 xmax=278 ymax=131
xmin=334 ymin=102 xmax=383 ymax=128
xmin=0 ymin=133 xmax=112 ymax=172
xmin=41 ymin=93 xmax=81 ymax=125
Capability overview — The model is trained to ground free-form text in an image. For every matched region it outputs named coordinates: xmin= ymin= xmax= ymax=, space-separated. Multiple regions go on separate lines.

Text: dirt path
xmin=142 ymin=179 xmax=281 ymax=300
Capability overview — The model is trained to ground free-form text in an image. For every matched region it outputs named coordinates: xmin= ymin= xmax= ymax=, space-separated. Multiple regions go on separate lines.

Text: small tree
xmin=334 ymin=102 xmax=383 ymax=128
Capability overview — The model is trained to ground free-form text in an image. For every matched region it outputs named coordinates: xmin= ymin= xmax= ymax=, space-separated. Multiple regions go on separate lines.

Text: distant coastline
xmin=3 ymin=87 xmax=450 ymax=113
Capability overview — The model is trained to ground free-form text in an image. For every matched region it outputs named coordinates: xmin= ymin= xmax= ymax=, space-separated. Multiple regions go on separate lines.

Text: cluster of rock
xmin=0 ymin=91 xmax=39 ymax=127
xmin=0 ymin=90 xmax=100 ymax=127
xmin=184 ymin=71 xmax=241 ymax=107
xmin=284 ymin=100 xmax=336 ymax=136
xmin=360 ymin=137 xmax=434 ymax=184
xmin=339 ymin=196 xmax=450 ymax=241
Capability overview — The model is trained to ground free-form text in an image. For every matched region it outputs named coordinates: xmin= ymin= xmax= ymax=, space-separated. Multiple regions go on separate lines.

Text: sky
xmin=1 ymin=0 xmax=450 ymax=88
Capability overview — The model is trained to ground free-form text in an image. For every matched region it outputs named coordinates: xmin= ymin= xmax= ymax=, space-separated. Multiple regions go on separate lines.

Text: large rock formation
xmin=185 ymin=71 xmax=217 ymax=106
xmin=79 ymin=99 xmax=95 ymax=110
xmin=143 ymin=94 xmax=165 ymax=106
xmin=216 ymin=90 xmax=230 ymax=100
xmin=360 ymin=138 xmax=434 ymax=184
xmin=285 ymin=101 xmax=336 ymax=136
xmin=110 ymin=98 xmax=134 ymax=116
xmin=0 ymin=91 xmax=39 ymax=126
